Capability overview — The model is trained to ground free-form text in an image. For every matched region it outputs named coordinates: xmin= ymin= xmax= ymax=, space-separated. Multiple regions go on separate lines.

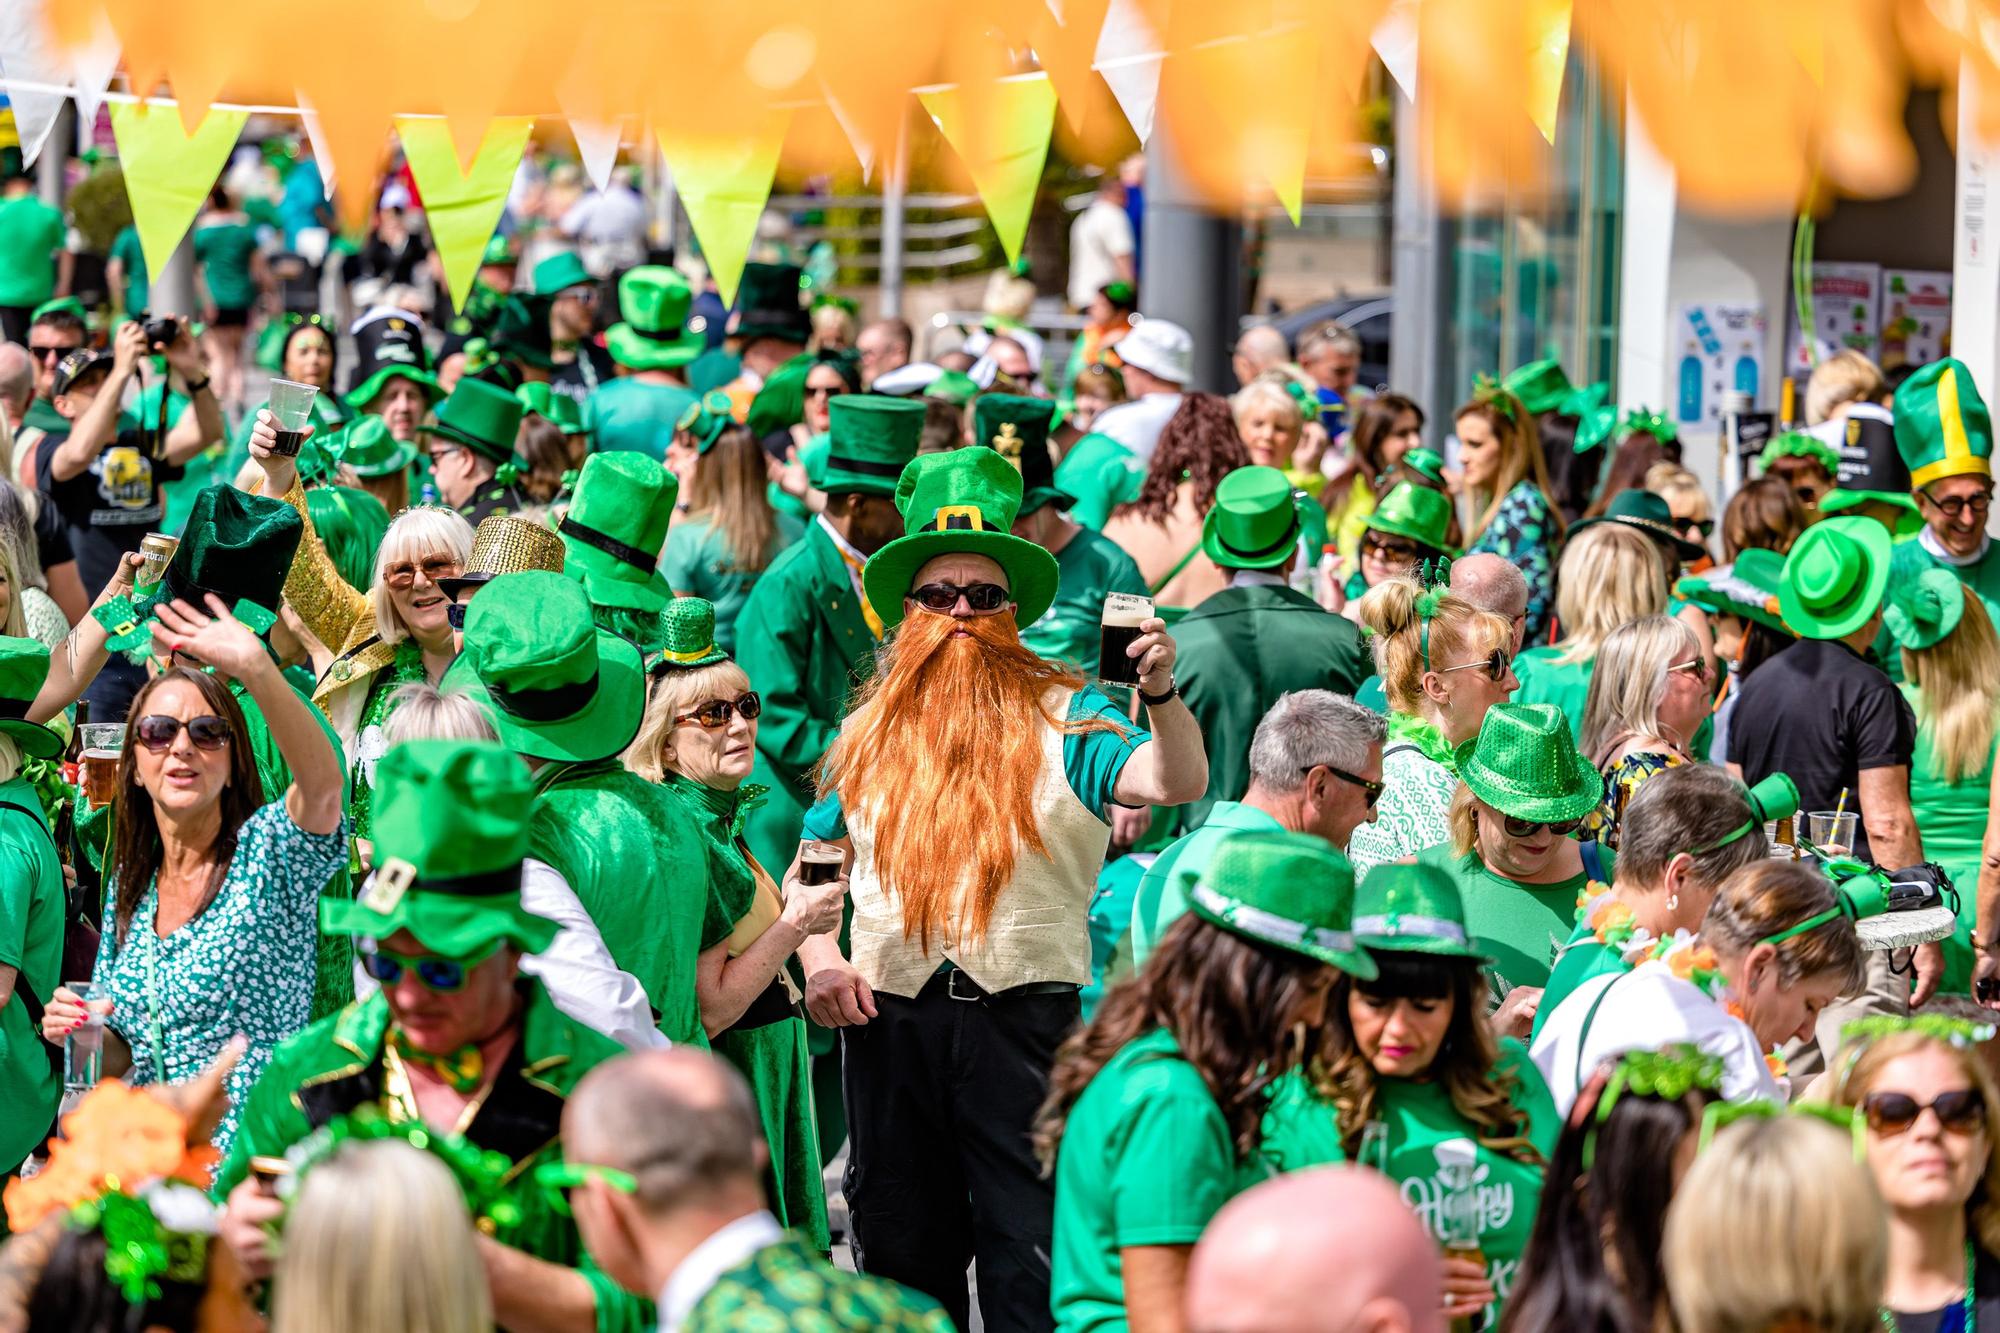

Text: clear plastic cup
xmin=266 ymin=379 xmax=320 ymax=457
xmin=62 ymin=980 xmax=112 ymax=1091
xmin=1808 ymin=810 xmax=1859 ymax=859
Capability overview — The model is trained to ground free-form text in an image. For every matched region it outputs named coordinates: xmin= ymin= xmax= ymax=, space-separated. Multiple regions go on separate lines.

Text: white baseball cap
xmin=1115 ymin=318 xmax=1194 ymax=385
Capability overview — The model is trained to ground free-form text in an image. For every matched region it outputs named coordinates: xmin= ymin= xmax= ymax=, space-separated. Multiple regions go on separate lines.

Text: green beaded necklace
xmin=1877 ymin=1242 xmax=1974 ymax=1332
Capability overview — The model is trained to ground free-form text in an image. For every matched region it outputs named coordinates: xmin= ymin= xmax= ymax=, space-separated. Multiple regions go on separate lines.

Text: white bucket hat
xmin=1116 ymin=317 xmax=1194 ymax=385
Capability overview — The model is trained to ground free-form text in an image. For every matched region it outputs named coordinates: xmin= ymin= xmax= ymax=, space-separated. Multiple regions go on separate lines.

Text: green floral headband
xmin=71 ymin=1185 xmax=215 ymax=1306
xmin=274 ymin=1107 xmax=524 ymax=1235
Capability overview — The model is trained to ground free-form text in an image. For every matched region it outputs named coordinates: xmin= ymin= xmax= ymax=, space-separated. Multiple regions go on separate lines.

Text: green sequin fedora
xmin=1185 ymin=830 xmax=1377 ymax=977
xmin=1352 ymin=862 xmax=1490 ymax=961
xmin=1363 ymin=482 xmax=1458 ymax=555
xmin=1452 ymin=702 xmax=1603 ymax=824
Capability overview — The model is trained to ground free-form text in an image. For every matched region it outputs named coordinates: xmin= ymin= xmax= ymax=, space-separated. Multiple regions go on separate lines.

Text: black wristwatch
xmin=1139 ymin=678 xmax=1179 ymax=707
xmin=184 ymin=376 xmax=212 ymax=394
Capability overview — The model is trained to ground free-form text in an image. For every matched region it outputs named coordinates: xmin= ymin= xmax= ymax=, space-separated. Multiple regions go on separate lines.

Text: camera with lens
xmin=133 ymin=313 xmax=182 ymax=348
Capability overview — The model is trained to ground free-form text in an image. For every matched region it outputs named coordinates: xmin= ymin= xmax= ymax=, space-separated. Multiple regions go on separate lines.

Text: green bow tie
xmin=391 ymin=1028 xmax=485 ymax=1094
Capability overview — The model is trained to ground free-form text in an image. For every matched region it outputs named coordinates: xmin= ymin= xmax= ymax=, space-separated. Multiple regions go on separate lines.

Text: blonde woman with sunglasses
xmin=1580 ymin=615 xmax=1713 ymax=850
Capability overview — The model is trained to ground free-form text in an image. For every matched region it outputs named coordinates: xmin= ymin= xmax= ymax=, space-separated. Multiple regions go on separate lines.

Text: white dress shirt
xmin=657 ymin=1210 xmax=786 ymax=1333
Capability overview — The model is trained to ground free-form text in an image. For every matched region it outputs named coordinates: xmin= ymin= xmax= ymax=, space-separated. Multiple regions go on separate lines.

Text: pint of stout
xmin=1099 ymin=592 xmax=1154 ymax=686
xmin=799 ymin=841 xmax=844 ymax=886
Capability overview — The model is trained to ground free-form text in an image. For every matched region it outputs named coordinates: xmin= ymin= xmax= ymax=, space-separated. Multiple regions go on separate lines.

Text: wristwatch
xmin=184 ymin=376 xmax=212 ymax=394
xmin=1139 ymin=678 xmax=1179 ymax=707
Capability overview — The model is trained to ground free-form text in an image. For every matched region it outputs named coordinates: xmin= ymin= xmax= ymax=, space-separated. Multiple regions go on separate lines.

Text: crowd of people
xmin=0 ymin=125 xmax=1999 ymax=1333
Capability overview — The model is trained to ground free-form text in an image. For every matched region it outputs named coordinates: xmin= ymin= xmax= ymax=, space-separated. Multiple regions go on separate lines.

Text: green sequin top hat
xmin=974 ymin=393 xmax=1068 ymax=514
xmin=732 ymin=262 xmax=812 ymax=347
xmin=530 ymin=251 xmax=593 ymax=297
xmin=436 ymin=513 xmax=567 ymax=601
xmin=417 ymin=378 xmax=525 ymax=467
xmin=442 ymin=571 xmax=646 ymax=764
xmin=823 ymin=395 xmax=923 ymax=498
xmin=676 ymin=390 xmax=737 ymax=455
xmin=1452 ymin=701 xmax=1603 ymax=823
xmin=514 ymin=381 xmax=584 ymax=435
xmin=1184 ymin=829 xmax=1378 ymax=977
xmin=344 ymin=310 xmax=441 ymax=410
xmin=96 ymin=486 xmax=304 ymax=657
xmin=606 ymin=265 xmax=706 ymax=370
xmin=334 ymin=414 xmax=419 ymax=478
xmin=1779 ymin=515 xmax=1892 ymax=640
xmin=1200 ymin=466 xmax=1302 ymax=572
xmin=1363 ymin=482 xmax=1459 ymax=555
xmin=1894 ymin=357 xmax=1994 ymax=488
xmin=558 ymin=452 xmax=676 ymax=612
xmin=1570 ymin=488 xmax=1706 ymax=561
xmin=1883 ymin=567 xmax=1966 ymax=653
xmin=1351 ymin=862 xmax=1490 ymax=961
xmin=0 ymin=636 xmax=66 ymax=759
xmin=1759 ymin=430 xmax=1841 ymax=478
xmin=1502 ymin=359 xmax=1575 ymax=416
xmin=653 ymin=597 xmax=728 ymax=671
xmin=1674 ymin=548 xmax=1793 ymax=637
xmin=319 ymin=738 xmax=560 ymax=956
xmin=862 ymin=447 xmax=1060 ymax=632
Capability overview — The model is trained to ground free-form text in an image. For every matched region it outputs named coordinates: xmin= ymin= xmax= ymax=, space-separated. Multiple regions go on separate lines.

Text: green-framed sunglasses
xmin=533 ymin=1161 xmax=637 ymax=1215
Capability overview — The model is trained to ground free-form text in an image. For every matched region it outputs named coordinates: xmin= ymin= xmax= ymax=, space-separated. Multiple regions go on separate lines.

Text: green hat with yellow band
xmin=1351 ymin=862 xmax=1490 ymax=961
xmin=558 ymin=452 xmax=676 ymax=612
xmin=652 ymin=597 xmax=728 ymax=672
xmin=1200 ymin=466 xmax=1301 ymax=571
xmin=1184 ymin=830 xmax=1377 ymax=977
xmin=1895 ymin=357 xmax=1994 ymax=488
xmin=862 ymin=447 xmax=1059 ymax=631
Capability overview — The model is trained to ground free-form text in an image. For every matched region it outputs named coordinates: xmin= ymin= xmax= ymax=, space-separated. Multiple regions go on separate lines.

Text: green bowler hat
xmin=558 ymin=452 xmax=676 ymax=612
xmin=1570 ymin=488 xmax=1706 ymax=561
xmin=1453 ymin=702 xmax=1602 ymax=824
xmin=1779 ymin=515 xmax=1891 ymax=640
xmin=443 ymin=571 xmax=646 ymax=764
xmin=862 ymin=447 xmax=1060 ymax=631
xmin=1674 ymin=548 xmax=1794 ymax=637
xmin=1352 ymin=862 xmax=1489 ymax=961
xmin=515 ymin=381 xmax=584 ymax=435
xmin=1184 ymin=830 xmax=1377 ymax=977
xmin=1883 ymin=567 xmax=1966 ymax=653
xmin=1502 ymin=358 xmax=1576 ymax=416
xmin=824 ymin=395 xmax=923 ymax=498
xmin=1363 ymin=482 xmax=1458 ymax=555
xmin=336 ymin=414 xmax=418 ymax=478
xmin=0 ymin=637 xmax=66 ymax=759
xmin=531 ymin=251 xmax=593 ymax=297
xmin=654 ymin=597 xmax=728 ymax=671
xmin=1894 ymin=357 xmax=1994 ymax=489
xmin=320 ymin=739 xmax=560 ymax=957
xmin=1200 ymin=466 xmax=1302 ymax=571
xmin=418 ymin=378 xmax=525 ymax=467
xmin=975 ymin=393 xmax=1068 ymax=514
xmin=607 ymin=266 xmax=706 ymax=371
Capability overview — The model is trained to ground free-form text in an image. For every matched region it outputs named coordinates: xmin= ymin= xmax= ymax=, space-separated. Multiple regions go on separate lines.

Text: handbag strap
xmin=1149 ymin=541 xmax=1203 ymax=596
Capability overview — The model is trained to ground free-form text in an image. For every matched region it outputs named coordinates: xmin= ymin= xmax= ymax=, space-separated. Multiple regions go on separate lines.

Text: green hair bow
xmin=1414 ymin=558 xmax=1453 ymax=671
xmin=1471 ymin=373 xmax=1518 ymax=422
xmin=1559 ymin=382 xmax=1620 ymax=454
xmin=1619 ymin=408 xmax=1677 ymax=445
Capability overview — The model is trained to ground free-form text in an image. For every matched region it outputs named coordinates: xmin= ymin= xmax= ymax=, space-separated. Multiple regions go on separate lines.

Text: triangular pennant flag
xmin=658 ymin=108 xmax=790 ymax=307
xmin=110 ymin=101 xmax=250 ymax=281
xmin=1526 ymin=0 xmax=1573 ymax=145
xmin=1373 ymin=0 xmax=1419 ymax=101
xmin=1029 ymin=0 xmax=1112 ymax=139
xmin=0 ymin=0 xmax=68 ymax=168
xmin=821 ymin=79 xmax=875 ymax=182
xmin=1094 ymin=0 xmax=1163 ymax=143
xmin=396 ymin=115 xmax=534 ymax=313
xmin=295 ymin=90 xmax=335 ymax=196
xmin=919 ymin=72 xmax=1058 ymax=268
xmin=68 ymin=7 xmax=119 ymax=135
xmin=566 ymin=114 xmax=623 ymax=194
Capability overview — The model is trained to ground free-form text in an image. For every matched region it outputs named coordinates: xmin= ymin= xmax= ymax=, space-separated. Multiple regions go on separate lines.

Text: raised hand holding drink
xmin=266 ymin=378 xmax=320 ymax=458
xmin=1099 ymin=592 xmax=1153 ymax=687
xmin=136 ymin=533 xmax=178 ymax=593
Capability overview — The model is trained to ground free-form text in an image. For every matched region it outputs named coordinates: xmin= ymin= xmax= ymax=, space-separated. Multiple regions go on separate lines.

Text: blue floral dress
xmin=1469 ymin=480 xmax=1560 ymax=644
xmin=93 ymin=803 xmax=349 ymax=1160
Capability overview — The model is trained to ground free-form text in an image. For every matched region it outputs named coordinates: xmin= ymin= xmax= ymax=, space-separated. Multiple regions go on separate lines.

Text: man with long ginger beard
xmin=794 ymin=447 xmax=1206 ymax=1333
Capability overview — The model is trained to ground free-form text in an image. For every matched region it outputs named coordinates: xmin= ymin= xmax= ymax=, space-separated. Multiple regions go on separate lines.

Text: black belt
xmin=926 ymin=961 xmax=1079 ymax=1003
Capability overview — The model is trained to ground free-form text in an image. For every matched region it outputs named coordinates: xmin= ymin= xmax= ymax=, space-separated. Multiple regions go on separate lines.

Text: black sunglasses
xmin=1680 ymin=517 xmax=1715 ymax=538
xmin=447 ymin=601 xmax=468 ymax=630
xmin=1501 ymin=814 xmax=1584 ymax=839
xmin=1863 ymin=1088 xmax=1985 ymax=1137
xmin=1921 ymin=489 xmax=1995 ymax=520
xmin=135 ymin=714 xmax=232 ymax=752
xmin=28 ymin=343 xmax=73 ymax=362
xmin=1437 ymin=649 xmax=1511 ymax=683
xmin=674 ymin=693 xmax=762 ymax=729
xmin=910 ymin=582 xmax=1010 ymax=614
xmin=1304 ymin=763 xmax=1384 ymax=808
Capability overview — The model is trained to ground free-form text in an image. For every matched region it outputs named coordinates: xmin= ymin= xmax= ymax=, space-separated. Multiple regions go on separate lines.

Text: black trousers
xmin=842 ymin=971 xmax=1079 ymax=1333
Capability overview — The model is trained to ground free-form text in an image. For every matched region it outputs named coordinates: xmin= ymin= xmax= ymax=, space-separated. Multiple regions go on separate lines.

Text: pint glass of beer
xmin=799 ymin=841 xmax=844 ymax=886
xmin=79 ymin=723 xmax=124 ymax=808
xmin=1099 ymin=593 xmax=1154 ymax=687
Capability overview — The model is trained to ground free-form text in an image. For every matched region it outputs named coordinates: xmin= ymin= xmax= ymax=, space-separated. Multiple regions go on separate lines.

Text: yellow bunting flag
xmin=659 ymin=109 xmax=791 ymax=308
xmin=1526 ymin=0 xmax=1573 ymax=146
xmin=109 ymin=101 xmax=250 ymax=282
xmin=396 ymin=116 xmax=535 ymax=314
xmin=919 ymin=71 xmax=1059 ymax=268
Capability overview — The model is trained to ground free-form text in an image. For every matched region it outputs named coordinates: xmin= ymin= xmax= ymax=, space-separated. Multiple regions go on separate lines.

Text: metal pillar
xmin=150 ymin=236 xmax=196 ymax=318
xmin=1388 ymin=88 xmax=1446 ymax=416
xmin=1140 ymin=124 xmax=1241 ymax=392
xmin=878 ymin=122 xmax=909 ymax=321
xmin=35 ymin=103 xmax=71 ymax=208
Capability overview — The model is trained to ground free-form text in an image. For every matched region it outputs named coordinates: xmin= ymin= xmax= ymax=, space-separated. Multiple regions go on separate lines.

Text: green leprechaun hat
xmin=419 ymin=378 xmax=525 ymax=468
xmin=514 ymin=381 xmax=585 ymax=435
xmin=1895 ymin=357 xmax=1994 ymax=488
xmin=1674 ymin=548 xmax=1794 ymax=637
xmin=1184 ymin=829 xmax=1377 ymax=977
xmin=336 ymin=414 xmax=419 ymax=479
xmin=558 ymin=452 xmax=676 ymax=612
xmin=443 ymin=571 xmax=646 ymax=764
xmin=1779 ymin=515 xmax=1891 ymax=640
xmin=824 ymin=395 xmax=923 ymax=498
xmin=975 ymin=393 xmax=1067 ymax=513
xmin=94 ymin=486 xmax=304 ymax=655
xmin=676 ymin=390 xmax=738 ymax=455
xmin=0 ymin=637 xmax=67 ymax=760
xmin=1201 ymin=466 xmax=1302 ymax=572
xmin=1363 ymin=482 xmax=1458 ymax=556
xmin=1883 ymin=567 xmax=1965 ymax=653
xmin=652 ymin=597 xmax=728 ymax=672
xmin=321 ymin=738 xmax=560 ymax=956
xmin=607 ymin=266 xmax=706 ymax=371
xmin=1452 ymin=702 xmax=1603 ymax=824
xmin=1502 ymin=358 xmax=1576 ymax=416
xmin=1352 ymin=862 xmax=1490 ymax=961
xmin=862 ymin=447 xmax=1060 ymax=631
xmin=1571 ymin=488 xmax=1706 ymax=561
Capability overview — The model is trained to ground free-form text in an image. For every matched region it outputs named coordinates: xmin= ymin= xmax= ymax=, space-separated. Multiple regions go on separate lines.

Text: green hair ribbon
xmin=1620 ymin=408 xmax=1677 ymax=445
xmin=1471 ymin=373 xmax=1518 ymax=422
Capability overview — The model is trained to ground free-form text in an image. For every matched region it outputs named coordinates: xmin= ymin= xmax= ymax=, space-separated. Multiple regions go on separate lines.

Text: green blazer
xmin=684 ymin=1233 xmax=953 ymax=1332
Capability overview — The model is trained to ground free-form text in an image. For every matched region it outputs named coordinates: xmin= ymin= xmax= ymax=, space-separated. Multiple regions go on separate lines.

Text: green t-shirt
xmin=1417 ymin=842 xmax=1611 ymax=993
xmin=659 ymin=509 xmax=806 ymax=659
xmin=0 ymin=775 xmax=63 ymax=1174
xmin=1023 ymin=527 xmax=1150 ymax=676
xmin=0 ymin=194 xmax=65 ymax=307
xmin=1508 ymin=646 xmax=1592 ymax=743
xmin=585 ymin=378 xmax=699 ymax=460
xmin=193 ymin=221 xmax=260 ymax=311
xmin=1532 ymin=919 xmax=1626 ymax=1041
xmin=1129 ymin=801 xmax=1286 ymax=969
xmin=109 ymin=224 xmax=148 ymax=313
xmin=1902 ymin=683 xmax=1990 ymax=994
xmin=1051 ymin=1027 xmax=1263 ymax=1333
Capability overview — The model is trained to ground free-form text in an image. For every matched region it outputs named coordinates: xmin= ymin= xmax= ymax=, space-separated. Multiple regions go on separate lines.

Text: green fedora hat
xmin=443 ymin=571 xmax=646 ymax=764
xmin=1184 ymin=830 xmax=1378 ymax=977
xmin=862 ymin=447 xmax=1060 ymax=632
xmin=1363 ymin=482 xmax=1458 ymax=555
xmin=558 ymin=452 xmax=676 ymax=613
xmin=1895 ymin=357 xmax=1994 ymax=489
xmin=824 ymin=395 xmax=923 ymax=498
xmin=320 ymin=738 xmax=559 ymax=956
xmin=652 ymin=597 xmax=728 ymax=672
xmin=1502 ymin=358 xmax=1576 ymax=416
xmin=1779 ymin=516 xmax=1892 ymax=640
xmin=531 ymin=251 xmax=594 ymax=297
xmin=1352 ymin=862 xmax=1490 ymax=961
xmin=0 ymin=637 xmax=66 ymax=759
xmin=606 ymin=265 xmax=705 ymax=370
xmin=975 ymin=393 xmax=1068 ymax=514
xmin=1674 ymin=548 xmax=1793 ymax=637
xmin=336 ymin=414 xmax=419 ymax=478
xmin=1452 ymin=702 xmax=1603 ymax=824
xmin=418 ymin=378 xmax=525 ymax=467
xmin=1570 ymin=488 xmax=1706 ymax=561
xmin=1200 ymin=466 xmax=1302 ymax=571
xmin=515 ymin=381 xmax=584 ymax=435
xmin=1883 ymin=567 xmax=1966 ymax=653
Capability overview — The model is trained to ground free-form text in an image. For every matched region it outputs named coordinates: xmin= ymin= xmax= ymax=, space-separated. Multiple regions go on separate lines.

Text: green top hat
xmin=862 ymin=448 xmax=1060 ymax=632
xmin=97 ymin=487 xmax=306 ymax=655
xmin=443 ymin=571 xmax=647 ymax=764
xmin=531 ymin=252 xmax=594 ymax=297
xmin=1200 ymin=466 xmax=1302 ymax=572
xmin=732 ymin=263 xmax=812 ymax=347
xmin=515 ymin=381 xmax=584 ymax=435
xmin=974 ymin=393 xmax=1068 ymax=514
xmin=1503 ymin=359 xmax=1576 ymax=416
xmin=676 ymin=390 xmax=737 ymax=455
xmin=1759 ymin=431 xmax=1841 ymax=478
xmin=1570 ymin=488 xmax=1706 ymax=562
xmin=1184 ymin=830 xmax=1378 ymax=977
xmin=1674 ymin=549 xmax=1794 ymax=637
xmin=558 ymin=452 xmax=676 ymax=612
xmin=606 ymin=266 xmax=706 ymax=370
xmin=1895 ymin=357 xmax=1994 ymax=489
xmin=1883 ymin=568 xmax=1966 ymax=653
xmin=418 ymin=378 xmax=525 ymax=467
xmin=1779 ymin=515 xmax=1891 ymax=640
xmin=654 ymin=597 xmax=728 ymax=671
xmin=487 ymin=294 xmax=556 ymax=372
xmin=823 ymin=395 xmax=923 ymax=498
xmin=1363 ymin=482 xmax=1458 ymax=555
xmin=335 ymin=414 xmax=418 ymax=478
xmin=1453 ymin=702 xmax=1603 ymax=824
xmin=1399 ymin=447 xmax=1448 ymax=487
xmin=1351 ymin=862 xmax=1489 ymax=961
xmin=345 ymin=313 xmax=441 ymax=411
xmin=319 ymin=739 xmax=560 ymax=957
xmin=0 ymin=637 xmax=65 ymax=760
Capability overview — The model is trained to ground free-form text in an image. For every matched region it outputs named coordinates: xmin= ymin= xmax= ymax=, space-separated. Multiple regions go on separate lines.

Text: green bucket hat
xmin=319 ymin=739 xmax=560 ymax=956
xmin=1363 ymin=482 xmax=1458 ymax=555
xmin=676 ymin=390 xmax=738 ymax=454
xmin=1184 ymin=829 xmax=1378 ymax=977
xmin=559 ymin=452 xmax=676 ymax=612
xmin=974 ymin=393 xmax=1068 ymax=514
xmin=1453 ymin=702 xmax=1603 ymax=824
xmin=606 ymin=266 xmax=706 ymax=370
xmin=862 ymin=447 xmax=1060 ymax=631
xmin=1894 ymin=357 xmax=1994 ymax=489
xmin=1502 ymin=359 xmax=1576 ymax=416
xmin=1352 ymin=862 xmax=1489 ymax=961
xmin=1759 ymin=431 xmax=1842 ymax=479
xmin=653 ymin=597 xmax=728 ymax=672
xmin=531 ymin=251 xmax=594 ymax=298
xmin=1200 ymin=466 xmax=1302 ymax=572
xmin=1570 ymin=488 xmax=1706 ymax=562
xmin=443 ymin=571 xmax=646 ymax=764
xmin=1779 ymin=515 xmax=1892 ymax=640
xmin=515 ymin=381 xmax=584 ymax=435
xmin=1883 ymin=567 xmax=1966 ymax=653
xmin=0 ymin=637 xmax=65 ymax=759
xmin=336 ymin=414 xmax=419 ymax=478
xmin=823 ymin=395 xmax=923 ymax=498
xmin=418 ymin=378 xmax=525 ymax=467
xmin=96 ymin=486 xmax=305 ymax=656
xmin=1674 ymin=548 xmax=1794 ymax=637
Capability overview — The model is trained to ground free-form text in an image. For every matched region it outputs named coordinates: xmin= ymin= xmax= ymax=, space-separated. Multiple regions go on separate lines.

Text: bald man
xmin=1233 ymin=324 xmax=1290 ymax=387
xmin=1450 ymin=551 xmax=1529 ymax=656
xmin=0 ymin=341 xmax=30 ymax=435
xmin=561 ymin=1049 xmax=951 ymax=1331
xmin=1185 ymin=1168 xmax=1444 ymax=1333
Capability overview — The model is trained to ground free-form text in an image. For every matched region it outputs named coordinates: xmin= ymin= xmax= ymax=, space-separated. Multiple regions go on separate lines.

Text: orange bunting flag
xmin=919 ymin=71 xmax=1059 ymax=267
xmin=396 ymin=115 xmax=535 ymax=313
xmin=109 ymin=100 xmax=250 ymax=281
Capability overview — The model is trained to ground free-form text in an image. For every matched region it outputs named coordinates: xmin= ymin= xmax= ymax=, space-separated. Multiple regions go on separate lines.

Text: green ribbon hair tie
xmin=1620 ymin=407 xmax=1677 ymax=444
xmin=1471 ymin=373 xmax=1519 ymax=422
